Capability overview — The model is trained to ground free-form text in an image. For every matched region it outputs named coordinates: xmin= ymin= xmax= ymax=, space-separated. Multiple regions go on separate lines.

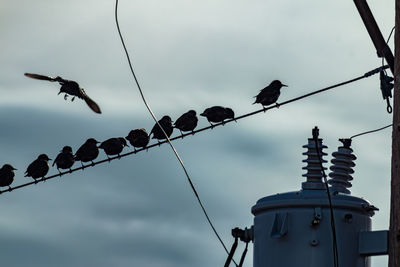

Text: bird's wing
xmin=24 ymin=73 xmax=64 ymax=83
xmin=80 ymin=89 xmax=102 ymax=114
xmin=52 ymin=154 xmax=62 ymax=166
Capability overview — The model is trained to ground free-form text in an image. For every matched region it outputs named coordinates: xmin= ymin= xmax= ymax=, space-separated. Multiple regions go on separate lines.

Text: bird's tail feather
xmin=24 ymin=73 xmax=59 ymax=82
xmin=82 ymin=94 xmax=102 ymax=114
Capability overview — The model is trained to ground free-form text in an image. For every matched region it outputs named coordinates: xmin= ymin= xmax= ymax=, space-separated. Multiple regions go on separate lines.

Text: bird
xmin=99 ymin=137 xmax=129 ymax=159
xmin=174 ymin=110 xmax=198 ymax=135
xmin=25 ymin=154 xmax=51 ymax=182
xmin=150 ymin=116 xmax=174 ymax=141
xmin=253 ymin=80 xmax=288 ymax=108
xmin=200 ymin=106 xmax=235 ymax=126
xmin=53 ymin=146 xmax=75 ymax=172
xmin=24 ymin=73 xmax=101 ymax=114
xmin=125 ymin=129 xmax=150 ymax=149
xmin=0 ymin=164 xmax=17 ymax=189
xmin=75 ymin=138 xmax=100 ymax=165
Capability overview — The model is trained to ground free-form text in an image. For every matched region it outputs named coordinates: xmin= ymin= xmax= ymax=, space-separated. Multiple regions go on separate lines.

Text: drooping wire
xmin=114 ymin=1 xmax=237 ymax=265
xmin=382 ymin=26 xmax=395 ymax=68
xmin=381 ymin=26 xmax=395 ymax=113
xmin=0 ymin=64 xmax=388 ymax=195
xmin=313 ymin=131 xmax=339 ymax=267
xmin=350 ymin=123 xmax=392 ymax=140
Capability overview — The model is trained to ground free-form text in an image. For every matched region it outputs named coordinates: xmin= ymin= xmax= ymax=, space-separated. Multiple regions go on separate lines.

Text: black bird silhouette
xmin=200 ymin=106 xmax=235 ymax=126
xmin=0 ymin=164 xmax=17 ymax=189
xmin=150 ymin=116 xmax=174 ymax=140
xmin=126 ymin=129 xmax=150 ymax=149
xmin=25 ymin=154 xmax=51 ymax=181
xmin=99 ymin=137 xmax=128 ymax=159
xmin=75 ymin=138 xmax=100 ymax=165
xmin=53 ymin=146 xmax=75 ymax=171
xmin=253 ymin=80 xmax=288 ymax=108
xmin=24 ymin=73 xmax=101 ymax=114
xmin=174 ymin=110 xmax=198 ymax=134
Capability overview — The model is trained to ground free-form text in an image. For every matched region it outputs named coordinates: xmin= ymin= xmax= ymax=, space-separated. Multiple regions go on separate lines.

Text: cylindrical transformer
xmin=251 ymin=189 xmax=376 ymax=267
xmin=251 ymin=129 xmax=377 ymax=267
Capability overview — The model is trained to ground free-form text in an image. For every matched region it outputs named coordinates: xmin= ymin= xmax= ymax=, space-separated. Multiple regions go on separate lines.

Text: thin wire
xmin=0 ymin=64 xmax=388 ymax=195
xmin=114 ymin=1 xmax=237 ymax=265
xmin=350 ymin=124 xmax=392 ymax=139
xmin=382 ymin=26 xmax=395 ymax=68
xmin=314 ymin=137 xmax=339 ymax=267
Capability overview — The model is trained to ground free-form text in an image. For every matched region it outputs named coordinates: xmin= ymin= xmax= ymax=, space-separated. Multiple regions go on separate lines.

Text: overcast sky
xmin=0 ymin=0 xmax=395 ymax=266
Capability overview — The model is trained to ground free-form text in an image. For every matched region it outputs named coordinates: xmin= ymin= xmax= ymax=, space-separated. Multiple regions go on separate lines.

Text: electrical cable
xmin=0 ymin=64 xmax=388 ymax=196
xmin=114 ymin=1 xmax=237 ymax=265
xmin=350 ymin=123 xmax=392 ymax=140
xmin=382 ymin=26 xmax=395 ymax=67
xmin=313 ymin=132 xmax=339 ymax=267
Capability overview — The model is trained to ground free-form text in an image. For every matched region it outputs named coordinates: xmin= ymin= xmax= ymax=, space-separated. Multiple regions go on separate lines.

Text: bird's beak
xmin=12 ymin=167 xmax=17 ymax=170
xmin=57 ymin=90 xmax=62 ymax=95
xmin=282 ymin=84 xmax=288 ymax=87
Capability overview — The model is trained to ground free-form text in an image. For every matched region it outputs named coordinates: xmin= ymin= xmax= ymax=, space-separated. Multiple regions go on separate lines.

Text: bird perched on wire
xmin=25 ymin=154 xmax=51 ymax=182
xmin=150 ymin=116 xmax=174 ymax=141
xmin=99 ymin=137 xmax=129 ymax=159
xmin=0 ymin=164 xmax=17 ymax=189
xmin=253 ymin=80 xmax=288 ymax=108
xmin=200 ymin=106 xmax=235 ymax=126
xmin=75 ymin=138 xmax=100 ymax=165
xmin=174 ymin=110 xmax=198 ymax=135
xmin=126 ymin=129 xmax=150 ymax=150
xmin=53 ymin=146 xmax=75 ymax=172
xmin=24 ymin=73 xmax=102 ymax=114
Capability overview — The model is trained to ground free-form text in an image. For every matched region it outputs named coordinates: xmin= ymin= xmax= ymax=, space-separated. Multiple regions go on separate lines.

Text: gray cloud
xmin=0 ymin=0 xmax=394 ymax=266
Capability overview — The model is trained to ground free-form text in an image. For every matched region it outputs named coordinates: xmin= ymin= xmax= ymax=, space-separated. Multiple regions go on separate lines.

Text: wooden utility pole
xmin=389 ymin=2 xmax=400 ymax=266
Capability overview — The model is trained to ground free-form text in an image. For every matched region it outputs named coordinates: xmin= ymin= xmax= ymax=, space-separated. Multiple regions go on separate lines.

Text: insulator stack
xmin=302 ymin=127 xmax=327 ymax=190
xmin=328 ymin=138 xmax=356 ymax=194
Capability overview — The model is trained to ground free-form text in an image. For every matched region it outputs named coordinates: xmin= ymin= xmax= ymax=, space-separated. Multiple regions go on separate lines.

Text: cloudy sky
xmin=0 ymin=0 xmax=395 ymax=266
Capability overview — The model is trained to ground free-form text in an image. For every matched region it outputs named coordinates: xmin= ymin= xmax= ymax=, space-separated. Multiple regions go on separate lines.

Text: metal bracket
xmin=359 ymin=230 xmax=388 ymax=255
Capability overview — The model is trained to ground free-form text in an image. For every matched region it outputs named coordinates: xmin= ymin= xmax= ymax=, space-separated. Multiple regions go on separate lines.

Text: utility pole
xmin=389 ymin=1 xmax=400 ymax=267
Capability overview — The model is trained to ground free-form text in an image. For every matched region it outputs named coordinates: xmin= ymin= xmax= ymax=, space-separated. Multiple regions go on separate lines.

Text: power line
xmin=350 ymin=123 xmax=392 ymax=139
xmin=0 ymin=64 xmax=388 ymax=195
xmin=114 ymin=1 xmax=237 ymax=264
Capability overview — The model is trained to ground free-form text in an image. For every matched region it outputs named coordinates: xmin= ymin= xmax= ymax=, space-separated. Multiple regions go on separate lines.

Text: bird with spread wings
xmin=24 ymin=73 xmax=102 ymax=114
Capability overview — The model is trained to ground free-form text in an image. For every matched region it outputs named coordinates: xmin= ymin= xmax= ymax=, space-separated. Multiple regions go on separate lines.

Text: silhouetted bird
xmin=0 ymin=164 xmax=17 ymax=189
xmin=126 ymin=129 xmax=150 ymax=149
xmin=174 ymin=110 xmax=198 ymax=134
xmin=24 ymin=73 xmax=101 ymax=114
xmin=200 ymin=106 xmax=235 ymax=126
xmin=99 ymin=137 xmax=128 ymax=158
xmin=253 ymin=80 xmax=288 ymax=107
xmin=53 ymin=146 xmax=75 ymax=171
xmin=150 ymin=116 xmax=174 ymax=140
xmin=25 ymin=154 xmax=51 ymax=181
xmin=75 ymin=138 xmax=100 ymax=165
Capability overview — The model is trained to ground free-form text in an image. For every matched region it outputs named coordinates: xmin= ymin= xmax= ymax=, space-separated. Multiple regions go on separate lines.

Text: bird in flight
xmin=24 ymin=73 xmax=102 ymax=114
xmin=253 ymin=80 xmax=288 ymax=108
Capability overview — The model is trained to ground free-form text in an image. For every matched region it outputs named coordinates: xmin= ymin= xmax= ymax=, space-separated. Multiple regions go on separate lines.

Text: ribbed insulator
xmin=301 ymin=137 xmax=327 ymax=190
xmin=328 ymin=140 xmax=356 ymax=194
